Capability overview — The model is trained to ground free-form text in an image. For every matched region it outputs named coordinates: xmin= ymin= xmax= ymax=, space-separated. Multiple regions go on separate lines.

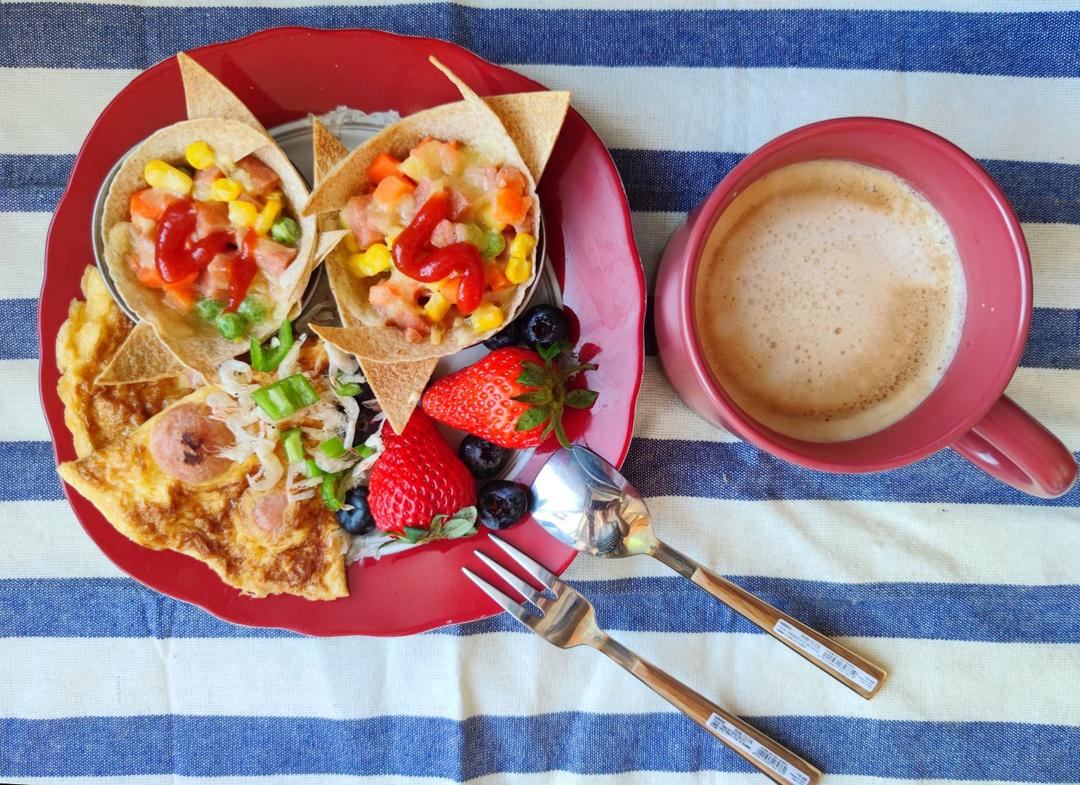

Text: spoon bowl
xmin=531 ymin=445 xmax=658 ymax=557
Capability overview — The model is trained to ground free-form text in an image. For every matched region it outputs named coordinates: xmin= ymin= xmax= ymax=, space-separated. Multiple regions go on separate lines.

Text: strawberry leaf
xmin=541 ymin=419 xmax=557 ymax=440
xmin=384 ymin=507 xmax=481 ymax=547
xmin=512 ymin=390 xmax=551 ymax=405
xmin=559 ymin=362 xmax=598 ymax=379
xmin=516 ymin=362 xmax=547 ymax=387
xmin=443 ymin=516 xmax=476 ymax=539
xmin=516 ymin=405 xmax=550 ymax=431
xmin=453 ymin=506 xmax=478 ymax=526
xmin=537 ymin=341 xmax=569 ymax=362
xmin=553 ymin=417 xmax=571 ymax=448
xmin=565 ymin=389 xmax=599 ymax=409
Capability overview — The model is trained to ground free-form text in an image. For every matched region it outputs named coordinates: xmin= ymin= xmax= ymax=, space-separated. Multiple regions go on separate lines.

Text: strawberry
xmin=421 ymin=343 xmax=598 ymax=449
xmin=367 ymin=409 xmax=476 ymax=533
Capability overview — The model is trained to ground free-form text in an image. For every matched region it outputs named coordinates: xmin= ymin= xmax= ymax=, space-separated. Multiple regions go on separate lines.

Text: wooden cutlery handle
xmin=596 ymin=635 xmax=822 ymax=785
xmin=653 ymin=542 xmax=887 ymax=699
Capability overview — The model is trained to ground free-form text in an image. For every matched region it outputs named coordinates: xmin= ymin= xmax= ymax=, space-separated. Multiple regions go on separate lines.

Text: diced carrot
xmin=372 ymin=174 xmax=416 ymax=206
xmin=130 ymin=188 xmax=176 ymax=222
xmin=366 ymin=152 xmax=404 ymax=183
xmin=162 ymin=271 xmax=198 ymax=291
xmin=435 ymin=276 xmax=460 ymax=305
xmin=484 ymin=261 xmax=514 ymax=291
xmin=134 ymin=262 xmax=164 ymax=288
xmin=493 ymin=186 xmax=527 ymax=225
xmin=163 ymin=284 xmax=199 ymax=312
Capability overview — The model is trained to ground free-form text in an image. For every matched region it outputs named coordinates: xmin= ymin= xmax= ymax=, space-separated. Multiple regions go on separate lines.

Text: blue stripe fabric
xmin=4 ymin=575 xmax=1078 ymax=642
xmin=3 ymin=714 xmax=1078 ymax=780
xmin=7 ymin=151 xmax=1080 ymax=222
xmin=4 ymin=3 xmax=1080 ymax=785
xmin=10 ymin=435 xmax=1080 ymax=505
xmin=4 ymin=5 xmax=1080 ymax=75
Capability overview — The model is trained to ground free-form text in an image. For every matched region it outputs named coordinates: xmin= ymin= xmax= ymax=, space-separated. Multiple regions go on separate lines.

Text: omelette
xmin=58 ymin=386 xmax=349 ymax=600
xmin=57 ymin=267 xmax=195 ymax=456
xmin=57 ymin=268 xmax=352 ymax=600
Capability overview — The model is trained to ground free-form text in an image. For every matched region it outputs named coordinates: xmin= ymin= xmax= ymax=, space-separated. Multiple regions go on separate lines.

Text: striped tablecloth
xmin=4 ymin=3 xmax=1080 ymax=783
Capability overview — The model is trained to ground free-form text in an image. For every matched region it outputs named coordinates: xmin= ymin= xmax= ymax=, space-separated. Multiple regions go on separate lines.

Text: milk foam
xmin=694 ymin=159 xmax=966 ymax=443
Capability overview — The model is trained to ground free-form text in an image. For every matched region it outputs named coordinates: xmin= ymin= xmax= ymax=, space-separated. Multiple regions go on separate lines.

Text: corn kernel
xmin=509 ymin=233 xmax=536 ymax=259
xmin=470 ymin=303 xmax=504 ymax=333
xmin=228 ymin=200 xmax=258 ymax=229
xmin=348 ymin=243 xmax=392 ymax=277
xmin=185 ymin=141 xmax=216 ymax=170
xmin=505 ymin=255 xmax=532 ymax=285
xmin=254 ymin=198 xmax=283 ymax=235
xmin=210 ymin=178 xmax=242 ymax=202
xmin=343 ymin=232 xmax=361 ymax=253
xmin=267 ymin=190 xmax=283 ymax=202
xmin=423 ymin=291 xmax=451 ymax=322
xmin=144 ymin=160 xmax=193 ymax=196
xmin=385 ymin=227 xmax=402 ymax=248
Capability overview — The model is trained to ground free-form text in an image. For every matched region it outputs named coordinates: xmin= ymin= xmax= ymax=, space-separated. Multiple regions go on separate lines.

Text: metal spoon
xmin=530 ymin=445 xmax=887 ymax=699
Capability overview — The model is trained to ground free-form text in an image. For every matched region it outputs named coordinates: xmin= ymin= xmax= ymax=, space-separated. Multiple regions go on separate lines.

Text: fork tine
xmin=461 ymin=567 xmax=536 ymax=626
xmin=474 ymin=551 xmax=547 ymax=608
xmin=489 ymin=535 xmax=560 ymax=591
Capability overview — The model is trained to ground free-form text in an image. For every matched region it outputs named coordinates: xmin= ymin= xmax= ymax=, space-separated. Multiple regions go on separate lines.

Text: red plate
xmin=39 ymin=28 xmax=645 ymax=636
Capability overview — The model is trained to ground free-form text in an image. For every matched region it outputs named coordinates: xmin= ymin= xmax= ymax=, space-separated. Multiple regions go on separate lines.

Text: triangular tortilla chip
xmin=94 ymin=321 xmax=187 ymax=385
xmin=484 ymin=91 xmax=570 ymax=182
xmin=311 ymin=118 xmax=351 ymax=259
xmin=303 ymin=58 xmax=565 ymax=364
xmin=178 ymin=51 xmax=267 ymax=133
xmin=312 ymin=118 xmax=436 ymax=433
xmin=361 ymin=357 xmax=438 ymax=434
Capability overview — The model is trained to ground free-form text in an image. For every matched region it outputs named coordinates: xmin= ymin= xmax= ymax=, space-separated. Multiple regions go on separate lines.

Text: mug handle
xmin=951 ymin=396 xmax=1077 ymax=498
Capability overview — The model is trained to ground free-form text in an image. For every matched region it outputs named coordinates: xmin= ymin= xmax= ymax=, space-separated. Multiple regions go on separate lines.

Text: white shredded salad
xmin=207 ymin=336 xmax=391 ymax=559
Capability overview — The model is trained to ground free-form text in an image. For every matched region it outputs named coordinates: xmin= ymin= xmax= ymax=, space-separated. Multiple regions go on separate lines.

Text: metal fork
xmin=463 ymin=536 xmax=823 ymax=785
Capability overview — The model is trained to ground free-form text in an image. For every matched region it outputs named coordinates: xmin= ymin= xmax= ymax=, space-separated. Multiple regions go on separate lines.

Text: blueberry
xmin=483 ymin=318 xmax=521 ymax=350
xmin=336 ymin=486 xmax=375 ymax=535
xmin=477 ymin=480 xmax=531 ymax=530
xmin=337 ymin=392 xmax=379 ymax=441
xmin=459 ymin=436 xmax=506 ymax=478
xmin=521 ymin=304 xmax=570 ymax=347
xmin=353 ymin=402 xmax=381 ymax=442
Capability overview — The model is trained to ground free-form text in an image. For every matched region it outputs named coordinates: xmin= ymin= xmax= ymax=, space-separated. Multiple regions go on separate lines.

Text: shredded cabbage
xmin=276 ymin=332 xmax=308 ymax=379
xmin=325 ymin=342 xmax=361 ymax=377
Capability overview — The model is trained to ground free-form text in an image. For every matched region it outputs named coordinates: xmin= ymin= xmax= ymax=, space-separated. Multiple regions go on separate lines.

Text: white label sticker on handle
xmin=705 ymin=713 xmax=812 ymax=785
xmin=773 ymin=618 xmax=879 ymax=692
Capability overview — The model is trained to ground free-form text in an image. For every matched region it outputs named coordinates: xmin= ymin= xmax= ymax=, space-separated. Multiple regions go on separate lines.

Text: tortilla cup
xmin=100 ymin=116 xmax=318 ymax=382
xmin=305 ymin=57 xmax=569 ymax=364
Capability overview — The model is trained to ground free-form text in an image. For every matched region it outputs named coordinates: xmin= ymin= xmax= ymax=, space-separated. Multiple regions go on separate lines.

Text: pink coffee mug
xmin=655 ymin=117 xmax=1078 ymax=498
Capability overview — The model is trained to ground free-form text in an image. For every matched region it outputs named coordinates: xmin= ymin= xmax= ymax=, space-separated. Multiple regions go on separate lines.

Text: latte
xmin=694 ymin=159 xmax=966 ymax=442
